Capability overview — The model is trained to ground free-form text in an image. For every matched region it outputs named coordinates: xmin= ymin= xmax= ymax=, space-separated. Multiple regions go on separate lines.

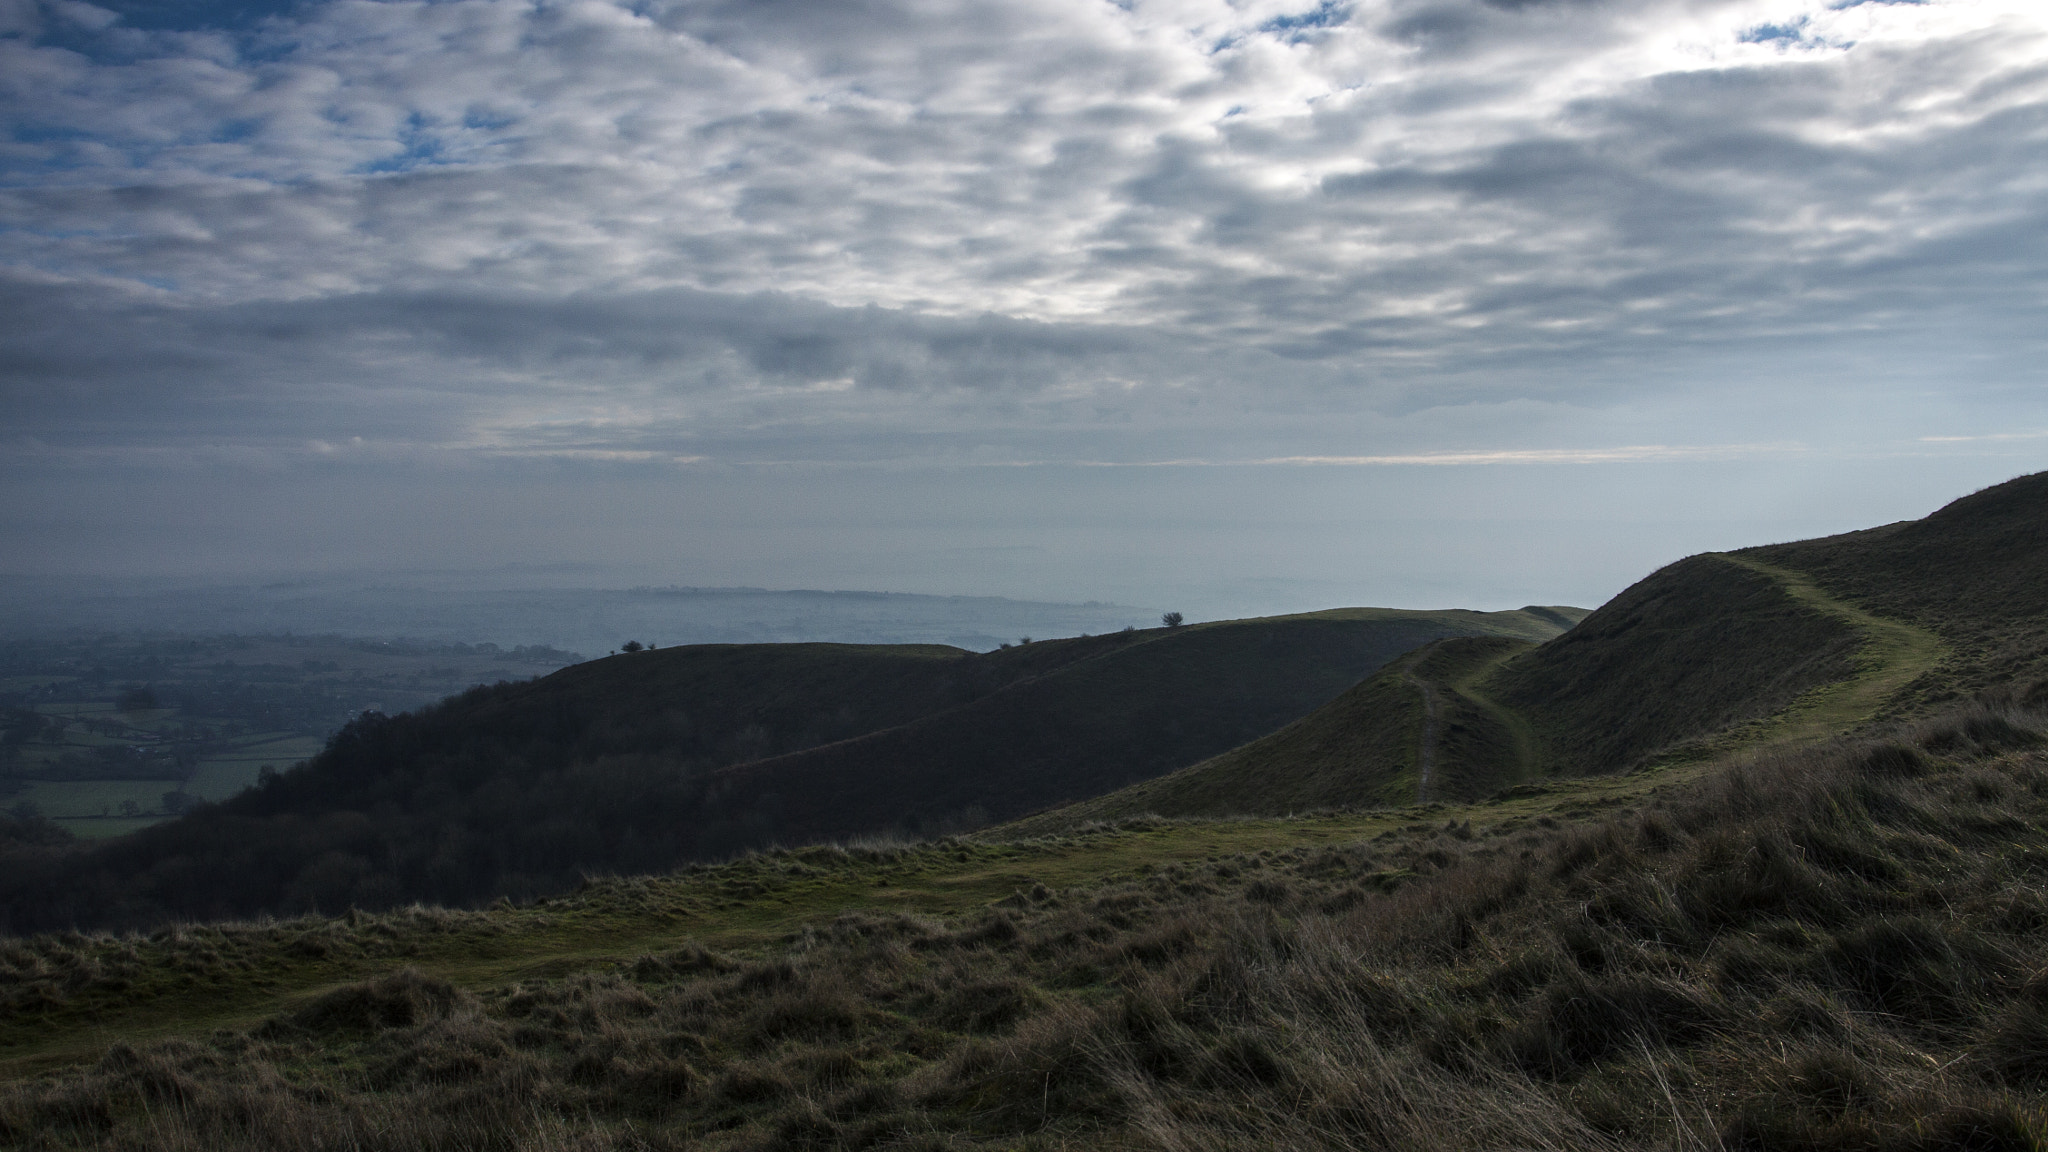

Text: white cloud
xmin=1 ymin=0 xmax=2045 ymax=466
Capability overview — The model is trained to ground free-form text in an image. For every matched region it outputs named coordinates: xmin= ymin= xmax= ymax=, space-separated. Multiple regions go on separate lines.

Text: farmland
xmin=1 ymin=635 xmax=578 ymax=837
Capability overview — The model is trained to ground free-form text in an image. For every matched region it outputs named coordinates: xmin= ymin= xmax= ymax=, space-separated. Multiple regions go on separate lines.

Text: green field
xmin=5 ymin=723 xmax=323 ymax=837
xmin=11 ymin=778 xmax=181 ymax=817
xmin=184 ymin=734 xmax=323 ymax=801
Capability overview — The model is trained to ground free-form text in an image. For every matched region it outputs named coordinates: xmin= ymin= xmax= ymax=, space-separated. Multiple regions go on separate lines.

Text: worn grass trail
xmin=1709 ymin=552 xmax=1950 ymax=746
xmin=1448 ymin=644 xmax=1540 ymax=782
xmin=1402 ymin=661 xmax=1440 ymax=802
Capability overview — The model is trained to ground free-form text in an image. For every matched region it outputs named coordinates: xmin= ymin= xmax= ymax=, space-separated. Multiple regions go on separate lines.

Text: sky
xmin=3 ymin=0 xmax=2046 ymax=621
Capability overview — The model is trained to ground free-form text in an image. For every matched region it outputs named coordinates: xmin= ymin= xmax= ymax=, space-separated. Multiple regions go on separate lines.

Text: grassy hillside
xmin=692 ymin=608 xmax=1580 ymax=849
xmin=1012 ymin=634 xmax=1538 ymax=830
xmin=1488 ymin=551 xmax=1872 ymax=773
xmin=1744 ymin=469 xmax=2048 ymax=706
xmin=0 ymin=607 xmax=1575 ymax=934
xmin=1014 ymin=474 xmax=2039 ymax=832
xmin=3 ymin=702 xmax=2045 ymax=1150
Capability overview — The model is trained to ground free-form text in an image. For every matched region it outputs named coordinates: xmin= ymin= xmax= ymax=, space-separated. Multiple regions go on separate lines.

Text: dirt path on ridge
xmin=1404 ymin=666 xmax=1440 ymax=803
xmin=1709 ymin=553 xmax=1951 ymax=746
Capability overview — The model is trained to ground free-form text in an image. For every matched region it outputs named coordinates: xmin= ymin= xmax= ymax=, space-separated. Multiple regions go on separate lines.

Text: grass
xmin=0 ymin=813 xmax=1453 ymax=1074
xmin=182 ymin=735 xmax=322 ymax=803
xmin=1447 ymin=643 xmax=1541 ymax=786
xmin=1744 ymin=469 xmax=2048 ymax=705
xmin=4 ymin=703 xmax=2047 ymax=1149
xmin=1682 ymin=553 xmax=1950 ymax=752
xmin=1026 ymin=540 xmax=1962 ymax=835
xmin=1490 ymin=551 xmax=1870 ymax=775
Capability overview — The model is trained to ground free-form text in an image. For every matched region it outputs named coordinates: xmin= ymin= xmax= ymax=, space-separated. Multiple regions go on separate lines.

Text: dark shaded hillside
xmin=223 ymin=636 xmax=1111 ymax=818
xmin=690 ymin=612 xmax=1564 ymax=846
xmin=1013 ymin=635 xmax=1535 ymax=829
xmin=1744 ymin=469 xmax=2048 ymax=704
xmin=1489 ymin=552 xmax=1863 ymax=773
xmin=0 ymin=607 xmax=1576 ymax=932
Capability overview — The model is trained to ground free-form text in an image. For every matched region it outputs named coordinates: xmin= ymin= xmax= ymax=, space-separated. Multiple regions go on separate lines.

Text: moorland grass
xmin=6 ymin=703 xmax=2048 ymax=1149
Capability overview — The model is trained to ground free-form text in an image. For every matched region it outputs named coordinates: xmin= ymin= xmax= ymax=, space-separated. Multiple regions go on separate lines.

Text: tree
xmin=1162 ymin=612 xmax=1185 ymax=628
xmin=621 ymin=640 xmax=644 ymax=653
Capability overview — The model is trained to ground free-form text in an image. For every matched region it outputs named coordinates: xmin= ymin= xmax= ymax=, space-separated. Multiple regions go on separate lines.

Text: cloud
xmin=1919 ymin=430 xmax=2048 ymax=443
xmin=1251 ymin=443 xmax=1805 ymax=465
xmin=0 ymin=0 xmax=2044 ymax=471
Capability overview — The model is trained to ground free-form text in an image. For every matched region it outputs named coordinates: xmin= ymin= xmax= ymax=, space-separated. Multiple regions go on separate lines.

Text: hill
xmin=1743 ymin=468 xmax=2048 ymax=706
xmin=8 ymin=474 xmax=2048 ymax=1150
xmin=0 ymin=606 xmax=1577 ymax=932
xmin=1024 ymin=472 xmax=2048 ymax=828
xmin=4 ymin=700 xmax=2045 ymax=1150
xmin=1010 ymin=635 xmax=1535 ymax=830
xmin=682 ymin=607 xmax=1582 ymax=850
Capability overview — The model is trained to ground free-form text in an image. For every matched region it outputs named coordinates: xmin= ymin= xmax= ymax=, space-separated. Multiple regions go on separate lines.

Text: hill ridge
xmin=688 ymin=607 xmax=1578 ymax=848
xmin=1701 ymin=551 xmax=1950 ymax=752
xmin=1008 ymin=533 xmax=1969 ymax=834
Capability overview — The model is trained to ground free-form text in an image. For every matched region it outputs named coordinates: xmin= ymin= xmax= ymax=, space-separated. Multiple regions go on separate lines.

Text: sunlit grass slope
xmin=1742 ymin=468 xmax=2048 ymax=706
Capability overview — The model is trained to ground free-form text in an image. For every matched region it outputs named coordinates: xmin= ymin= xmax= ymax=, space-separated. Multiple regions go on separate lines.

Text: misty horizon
xmin=4 ymin=0 xmax=2045 ymax=616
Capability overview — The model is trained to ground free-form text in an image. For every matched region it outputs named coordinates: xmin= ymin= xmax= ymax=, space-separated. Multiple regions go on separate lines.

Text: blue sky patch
xmin=1260 ymin=2 xmax=1351 ymax=42
xmin=1739 ymin=17 xmax=1810 ymax=45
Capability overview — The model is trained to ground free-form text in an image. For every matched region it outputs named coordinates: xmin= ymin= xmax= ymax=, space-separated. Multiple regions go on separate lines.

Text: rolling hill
xmin=0 ymin=605 xmax=1578 ymax=933
xmin=1021 ymin=471 xmax=2046 ymax=828
xmin=7 ymin=473 xmax=2048 ymax=1151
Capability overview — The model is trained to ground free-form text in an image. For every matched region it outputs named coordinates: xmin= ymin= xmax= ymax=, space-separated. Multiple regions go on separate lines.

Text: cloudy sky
xmin=3 ymin=0 xmax=2045 ymax=618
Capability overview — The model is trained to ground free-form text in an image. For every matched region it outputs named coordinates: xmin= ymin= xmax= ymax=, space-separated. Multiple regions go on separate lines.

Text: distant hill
xmin=0 ymin=575 xmax=1156 ymax=655
xmin=1020 ymin=471 xmax=2048 ymax=829
xmin=0 ymin=606 xmax=1577 ymax=931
